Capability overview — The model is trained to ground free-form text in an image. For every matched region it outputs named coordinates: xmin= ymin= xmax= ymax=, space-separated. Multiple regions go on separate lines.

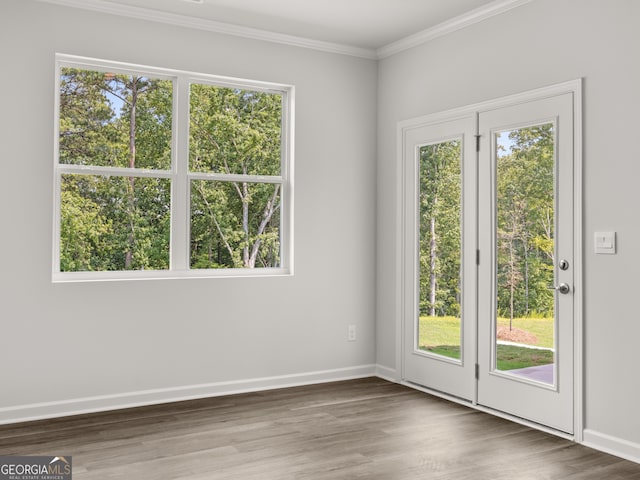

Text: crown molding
xmin=36 ymin=0 xmax=378 ymax=59
xmin=37 ymin=0 xmax=532 ymax=61
xmin=376 ymin=0 xmax=534 ymax=59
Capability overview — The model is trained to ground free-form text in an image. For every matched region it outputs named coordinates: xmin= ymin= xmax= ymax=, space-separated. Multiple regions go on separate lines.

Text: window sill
xmin=52 ymin=267 xmax=292 ymax=283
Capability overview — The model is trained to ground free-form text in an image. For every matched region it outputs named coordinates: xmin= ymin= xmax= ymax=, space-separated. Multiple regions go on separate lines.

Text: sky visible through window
xmin=496 ymin=130 xmax=516 ymax=156
xmin=105 ymin=89 xmax=124 ymax=118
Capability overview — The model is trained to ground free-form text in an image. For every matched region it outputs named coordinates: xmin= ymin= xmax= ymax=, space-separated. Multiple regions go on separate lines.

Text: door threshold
xmin=403 ymin=380 xmax=473 ymax=407
xmin=401 ymin=380 xmax=574 ymax=442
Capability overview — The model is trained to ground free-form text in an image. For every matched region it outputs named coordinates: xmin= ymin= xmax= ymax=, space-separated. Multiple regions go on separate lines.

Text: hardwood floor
xmin=1 ymin=378 xmax=638 ymax=479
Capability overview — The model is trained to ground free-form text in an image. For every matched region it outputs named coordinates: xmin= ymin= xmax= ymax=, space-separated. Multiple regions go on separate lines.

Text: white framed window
xmin=53 ymin=54 xmax=294 ymax=282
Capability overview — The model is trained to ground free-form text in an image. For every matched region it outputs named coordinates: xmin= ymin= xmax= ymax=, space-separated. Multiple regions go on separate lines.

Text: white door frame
xmin=396 ymin=79 xmax=583 ymax=440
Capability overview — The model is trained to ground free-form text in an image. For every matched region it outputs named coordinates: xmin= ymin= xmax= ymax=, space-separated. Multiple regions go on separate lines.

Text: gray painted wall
xmin=377 ymin=0 xmax=640 ymax=453
xmin=0 ymin=0 xmax=376 ymax=415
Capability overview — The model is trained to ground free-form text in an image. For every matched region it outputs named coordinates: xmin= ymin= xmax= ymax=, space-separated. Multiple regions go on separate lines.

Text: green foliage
xmin=496 ymin=124 xmax=555 ymax=319
xmin=189 ymin=84 xmax=283 ymax=269
xmin=59 ymin=69 xmax=120 ymax=166
xmin=58 ymin=67 xmax=283 ymax=272
xmin=417 ymin=124 xmax=557 ymax=320
xmin=59 ymin=67 xmax=173 ymax=271
xmin=59 ymin=186 xmax=111 ymax=271
xmin=419 ymin=140 xmax=461 ymax=317
xmin=189 ymin=85 xmax=281 ymax=175
xmin=60 ymin=175 xmax=170 ymax=271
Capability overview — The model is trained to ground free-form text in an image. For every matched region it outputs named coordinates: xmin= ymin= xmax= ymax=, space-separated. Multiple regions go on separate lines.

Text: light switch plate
xmin=594 ymin=231 xmax=616 ymax=254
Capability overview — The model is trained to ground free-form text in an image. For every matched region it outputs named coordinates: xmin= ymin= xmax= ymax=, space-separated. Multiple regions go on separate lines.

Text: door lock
xmin=558 ymin=259 xmax=569 ymax=271
xmin=550 ymin=283 xmax=571 ymax=294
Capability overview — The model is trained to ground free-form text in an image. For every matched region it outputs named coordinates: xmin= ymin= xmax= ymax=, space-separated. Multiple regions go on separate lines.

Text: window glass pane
xmin=60 ymin=174 xmax=170 ymax=272
xmin=495 ymin=124 xmax=555 ymax=385
xmin=418 ymin=140 xmax=462 ymax=360
xmin=189 ymin=84 xmax=282 ymax=176
xmin=190 ymin=180 xmax=281 ymax=269
xmin=55 ymin=56 xmax=292 ymax=279
xmin=59 ymin=68 xmax=173 ymax=169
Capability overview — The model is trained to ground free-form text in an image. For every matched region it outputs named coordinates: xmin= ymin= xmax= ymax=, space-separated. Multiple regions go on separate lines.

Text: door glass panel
xmin=494 ymin=124 xmax=555 ymax=385
xmin=418 ymin=139 xmax=462 ymax=361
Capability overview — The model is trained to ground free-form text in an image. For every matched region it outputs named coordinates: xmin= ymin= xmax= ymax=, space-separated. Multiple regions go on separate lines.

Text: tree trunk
xmin=523 ymin=238 xmax=529 ymax=316
xmin=429 ymin=207 xmax=437 ymax=317
xmin=124 ymin=78 xmax=138 ymax=269
xmin=242 ymin=182 xmax=250 ymax=267
xmin=248 ymin=184 xmax=281 ymax=268
xmin=509 ymin=236 xmax=515 ymax=329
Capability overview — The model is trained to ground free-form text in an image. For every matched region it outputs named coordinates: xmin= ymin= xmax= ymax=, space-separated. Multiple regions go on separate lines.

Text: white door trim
xmin=396 ymin=79 xmax=583 ymax=440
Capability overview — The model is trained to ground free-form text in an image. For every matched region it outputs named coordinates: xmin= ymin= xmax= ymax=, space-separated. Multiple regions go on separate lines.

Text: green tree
xmin=189 ymin=85 xmax=283 ymax=269
xmin=59 ymin=186 xmax=111 ymax=271
xmin=496 ymin=124 xmax=555 ymax=321
xmin=58 ymin=69 xmax=284 ymax=273
xmin=419 ymin=140 xmax=461 ymax=317
xmin=58 ymin=68 xmax=172 ymax=271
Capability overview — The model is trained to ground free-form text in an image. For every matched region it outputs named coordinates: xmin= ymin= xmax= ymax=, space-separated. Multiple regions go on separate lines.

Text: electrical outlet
xmin=348 ymin=324 xmax=356 ymax=342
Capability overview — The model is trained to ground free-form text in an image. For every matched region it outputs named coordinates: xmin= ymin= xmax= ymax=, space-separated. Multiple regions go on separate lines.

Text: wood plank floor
xmin=1 ymin=378 xmax=639 ymax=479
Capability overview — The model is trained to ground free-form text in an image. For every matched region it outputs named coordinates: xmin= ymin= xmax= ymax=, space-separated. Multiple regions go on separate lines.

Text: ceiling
xmin=40 ymin=0 xmax=530 ymax=57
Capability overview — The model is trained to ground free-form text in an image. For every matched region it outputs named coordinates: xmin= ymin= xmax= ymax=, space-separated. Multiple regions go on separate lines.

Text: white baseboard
xmin=582 ymin=429 xmax=640 ymax=464
xmin=375 ymin=364 xmax=398 ymax=383
xmin=0 ymin=364 xmax=376 ymax=425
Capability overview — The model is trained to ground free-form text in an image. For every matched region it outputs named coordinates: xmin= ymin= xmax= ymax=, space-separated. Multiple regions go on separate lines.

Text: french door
xmin=401 ymin=82 xmax=580 ymax=434
xmin=401 ymin=114 xmax=477 ymax=400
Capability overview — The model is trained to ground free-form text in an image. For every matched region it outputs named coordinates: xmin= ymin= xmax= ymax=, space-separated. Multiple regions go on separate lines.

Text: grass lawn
xmin=495 ymin=345 xmax=554 ymax=370
xmin=496 ymin=317 xmax=554 ymax=348
xmin=418 ymin=315 xmax=554 ymax=370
